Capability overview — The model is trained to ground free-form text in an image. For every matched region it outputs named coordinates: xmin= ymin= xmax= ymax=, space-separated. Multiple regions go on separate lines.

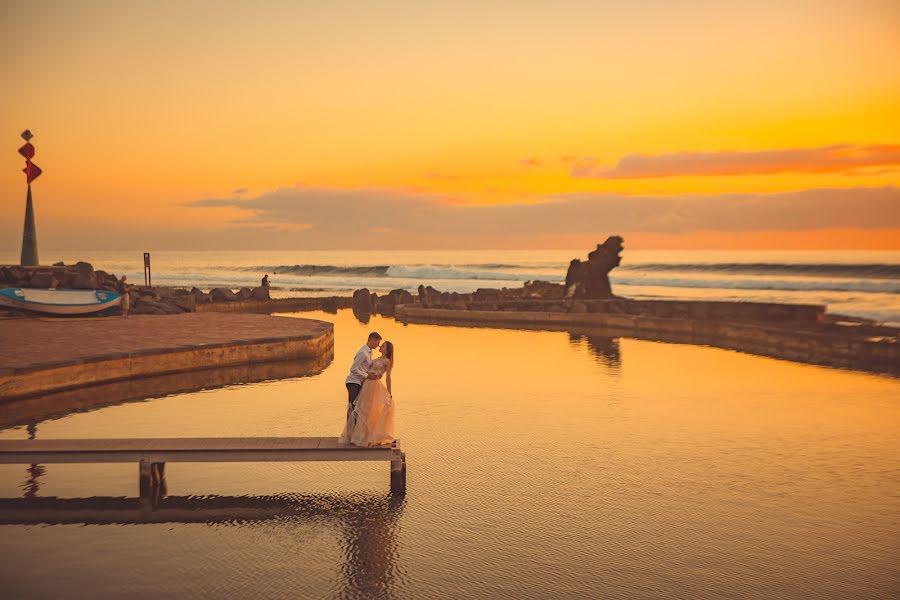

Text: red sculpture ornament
xmin=23 ymin=160 xmax=42 ymax=183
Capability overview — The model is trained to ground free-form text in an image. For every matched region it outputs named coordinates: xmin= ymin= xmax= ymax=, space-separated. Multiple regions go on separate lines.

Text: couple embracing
xmin=339 ymin=331 xmax=396 ymax=446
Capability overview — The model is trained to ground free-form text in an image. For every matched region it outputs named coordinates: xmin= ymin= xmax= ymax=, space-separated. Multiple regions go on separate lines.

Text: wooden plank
xmin=300 ymin=437 xmax=321 ymax=449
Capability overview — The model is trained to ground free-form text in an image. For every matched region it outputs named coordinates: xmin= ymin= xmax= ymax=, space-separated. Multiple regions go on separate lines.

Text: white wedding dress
xmin=339 ymin=356 xmax=396 ymax=447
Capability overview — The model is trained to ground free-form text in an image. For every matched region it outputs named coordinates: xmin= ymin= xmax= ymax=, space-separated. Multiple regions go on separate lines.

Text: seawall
xmin=395 ymin=304 xmax=899 ymax=375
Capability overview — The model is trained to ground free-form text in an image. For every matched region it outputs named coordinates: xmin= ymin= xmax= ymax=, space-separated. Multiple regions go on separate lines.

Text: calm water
xmin=1 ymin=310 xmax=899 ymax=599
xmin=3 ymin=249 xmax=899 ymax=324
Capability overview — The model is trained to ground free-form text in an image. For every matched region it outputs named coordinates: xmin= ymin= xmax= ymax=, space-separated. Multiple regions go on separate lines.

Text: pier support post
xmin=139 ymin=460 xmax=153 ymax=499
xmin=140 ymin=461 xmax=167 ymax=508
xmin=390 ymin=451 xmax=406 ymax=495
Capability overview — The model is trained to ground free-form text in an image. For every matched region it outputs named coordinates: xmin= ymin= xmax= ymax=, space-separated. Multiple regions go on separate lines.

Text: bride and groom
xmin=339 ymin=331 xmax=396 ymax=446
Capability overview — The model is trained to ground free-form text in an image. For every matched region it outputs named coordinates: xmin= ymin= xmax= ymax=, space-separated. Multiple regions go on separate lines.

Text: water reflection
xmin=0 ymin=353 xmax=334 ymax=430
xmin=20 ymin=423 xmax=44 ymax=498
xmin=398 ymin=314 xmax=899 ymax=376
xmin=0 ymin=492 xmax=404 ymax=598
xmin=567 ymin=332 xmax=621 ymax=368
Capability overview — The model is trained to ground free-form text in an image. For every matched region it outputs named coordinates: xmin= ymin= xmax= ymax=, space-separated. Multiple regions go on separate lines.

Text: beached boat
xmin=0 ymin=288 xmax=122 ymax=315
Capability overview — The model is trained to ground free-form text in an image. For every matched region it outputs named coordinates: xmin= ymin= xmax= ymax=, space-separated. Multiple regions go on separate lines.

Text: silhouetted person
xmin=117 ymin=275 xmax=131 ymax=318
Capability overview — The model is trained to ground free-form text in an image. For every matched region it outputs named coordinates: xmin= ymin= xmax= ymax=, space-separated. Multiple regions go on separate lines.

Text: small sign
xmin=143 ymin=252 xmax=152 ymax=286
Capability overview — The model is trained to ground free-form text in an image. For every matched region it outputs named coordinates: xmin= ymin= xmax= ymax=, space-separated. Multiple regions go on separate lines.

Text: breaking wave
xmin=618 ymin=263 xmax=900 ymax=279
xmin=611 ymin=275 xmax=900 ymax=294
xmin=249 ymin=264 xmax=562 ymax=282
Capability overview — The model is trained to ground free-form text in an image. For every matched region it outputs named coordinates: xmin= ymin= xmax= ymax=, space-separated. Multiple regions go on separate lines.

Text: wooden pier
xmin=0 ymin=437 xmax=407 ymax=497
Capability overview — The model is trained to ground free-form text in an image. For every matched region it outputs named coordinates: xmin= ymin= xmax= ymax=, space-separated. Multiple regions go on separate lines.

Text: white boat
xmin=0 ymin=288 xmax=122 ymax=315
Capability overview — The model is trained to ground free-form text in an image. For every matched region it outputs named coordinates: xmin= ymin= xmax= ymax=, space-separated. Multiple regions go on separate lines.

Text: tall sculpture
xmin=19 ymin=129 xmax=43 ymax=266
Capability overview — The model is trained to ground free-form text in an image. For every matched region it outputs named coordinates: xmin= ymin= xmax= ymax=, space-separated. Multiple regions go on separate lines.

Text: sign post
xmin=143 ymin=252 xmax=151 ymax=287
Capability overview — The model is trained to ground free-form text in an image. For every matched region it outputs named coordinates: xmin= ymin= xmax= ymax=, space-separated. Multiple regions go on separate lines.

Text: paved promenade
xmin=0 ymin=313 xmax=334 ymax=399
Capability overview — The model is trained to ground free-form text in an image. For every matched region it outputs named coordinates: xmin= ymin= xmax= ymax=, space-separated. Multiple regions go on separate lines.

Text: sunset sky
xmin=1 ymin=0 xmax=899 ymax=250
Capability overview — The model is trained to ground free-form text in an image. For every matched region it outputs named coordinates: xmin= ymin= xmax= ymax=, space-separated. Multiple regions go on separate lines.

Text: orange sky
xmin=1 ymin=0 xmax=899 ymax=250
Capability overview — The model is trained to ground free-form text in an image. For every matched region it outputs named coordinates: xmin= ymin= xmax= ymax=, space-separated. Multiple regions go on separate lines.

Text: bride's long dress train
xmin=339 ymin=378 xmax=395 ymax=446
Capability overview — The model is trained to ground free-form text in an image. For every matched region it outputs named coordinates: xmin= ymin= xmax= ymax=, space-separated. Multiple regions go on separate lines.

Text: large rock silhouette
xmin=565 ymin=236 xmax=624 ymax=299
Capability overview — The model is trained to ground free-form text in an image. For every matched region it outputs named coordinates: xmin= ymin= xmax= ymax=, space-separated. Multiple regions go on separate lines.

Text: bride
xmin=340 ymin=341 xmax=396 ymax=447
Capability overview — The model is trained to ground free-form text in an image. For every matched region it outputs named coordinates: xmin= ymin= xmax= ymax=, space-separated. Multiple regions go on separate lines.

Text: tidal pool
xmin=1 ymin=309 xmax=898 ymax=599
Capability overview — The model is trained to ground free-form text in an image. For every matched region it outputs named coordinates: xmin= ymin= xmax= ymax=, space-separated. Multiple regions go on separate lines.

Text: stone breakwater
xmin=391 ymin=300 xmax=899 ymax=376
xmin=0 ymin=262 xmax=120 ymax=292
xmin=0 ymin=262 xmax=316 ymax=315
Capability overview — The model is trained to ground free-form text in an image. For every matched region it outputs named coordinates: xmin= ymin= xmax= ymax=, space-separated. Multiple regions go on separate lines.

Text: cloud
xmin=231 ymin=187 xmax=249 ymax=196
xmin=572 ymin=144 xmax=900 ymax=178
xmin=519 ymin=157 xmax=541 ymax=167
xmin=184 ymin=184 xmax=900 ymax=247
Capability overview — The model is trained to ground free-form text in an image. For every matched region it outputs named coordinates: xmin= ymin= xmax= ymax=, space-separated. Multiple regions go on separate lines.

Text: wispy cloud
xmin=185 ymin=185 xmax=900 ymax=247
xmin=572 ymin=144 xmax=900 ymax=178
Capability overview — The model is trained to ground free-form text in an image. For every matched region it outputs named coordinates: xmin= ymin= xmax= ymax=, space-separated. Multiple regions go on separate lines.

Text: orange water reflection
xmin=0 ymin=309 xmax=897 ymax=598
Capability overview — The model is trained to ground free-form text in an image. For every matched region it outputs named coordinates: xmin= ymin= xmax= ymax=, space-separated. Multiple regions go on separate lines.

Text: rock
xmin=134 ymin=287 xmax=161 ymax=301
xmin=251 ymin=285 xmax=270 ymax=301
xmin=388 ymin=288 xmax=414 ymax=305
xmin=237 ymin=287 xmax=254 ymax=301
xmin=417 ymin=285 xmax=444 ymax=308
xmin=70 ymin=271 xmax=99 ymax=289
xmin=376 ymin=295 xmax=396 ymax=315
xmin=171 ymin=295 xmax=196 ymax=311
xmin=565 ymin=236 xmax=624 ymax=299
xmin=190 ymin=287 xmax=209 ymax=303
xmin=4 ymin=266 xmax=29 ymax=286
xmin=352 ymin=288 xmax=374 ymax=313
xmin=132 ymin=303 xmax=167 ymax=315
xmin=523 ymin=280 xmax=565 ymax=299
xmin=210 ymin=287 xmax=238 ymax=302
xmin=95 ymin=270 xmax=119 ymax=291
xmin=73 ymin=261 xmax=94 ymax=273
xmin=29 ymin=272 xmax=58 ymax=288
xmin=322 ymin=297 xmax=339 ymax=313
xmin=473 ymin=288 xmax=501 ymax=302
xmin=135 ymin=295 xmax=184 ymax=314
xmin=52 ymin=261 xmax=66 ymax=267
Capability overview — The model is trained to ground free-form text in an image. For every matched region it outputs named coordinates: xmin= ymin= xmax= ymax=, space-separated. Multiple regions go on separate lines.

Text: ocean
xmin=5 ymin=249 xmax=898 ymax=324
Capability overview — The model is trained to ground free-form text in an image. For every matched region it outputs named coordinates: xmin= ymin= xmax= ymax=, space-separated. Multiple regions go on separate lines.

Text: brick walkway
xmin=0 ymin=313 xmax=331 ymax=371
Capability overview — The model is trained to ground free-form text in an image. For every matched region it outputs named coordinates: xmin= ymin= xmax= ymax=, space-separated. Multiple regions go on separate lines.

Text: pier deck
xmin=0 ymin=437 xmax=407 ymax=495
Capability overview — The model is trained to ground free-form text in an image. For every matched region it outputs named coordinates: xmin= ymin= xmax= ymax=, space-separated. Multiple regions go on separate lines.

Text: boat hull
xmin=0 ymin=288 xmax=122 ymax=315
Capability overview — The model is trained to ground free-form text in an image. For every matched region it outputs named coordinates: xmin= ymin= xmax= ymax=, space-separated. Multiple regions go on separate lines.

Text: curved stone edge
xmin=0 ymin=325 xmax=334 ymax=402
xmin=395 ymin=306 xmax=899 ymax=375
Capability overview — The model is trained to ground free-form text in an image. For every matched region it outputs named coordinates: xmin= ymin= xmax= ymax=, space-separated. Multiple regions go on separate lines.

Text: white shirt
xmin=345 ymin=344 xmax=373 ymax=385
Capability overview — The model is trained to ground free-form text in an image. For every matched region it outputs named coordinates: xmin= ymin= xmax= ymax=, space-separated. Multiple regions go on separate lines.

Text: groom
xmin=345 ymin=331 xmax=383 ymax=417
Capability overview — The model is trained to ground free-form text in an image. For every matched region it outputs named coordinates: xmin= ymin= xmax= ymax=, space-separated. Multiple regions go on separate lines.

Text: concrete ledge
xmin=396 ymin=306 xmax=899 ymax=375
xmin=0 ymin=313 xmax=334 ymax=401
xmin=194 ymin=296 xmax=353 ymax=313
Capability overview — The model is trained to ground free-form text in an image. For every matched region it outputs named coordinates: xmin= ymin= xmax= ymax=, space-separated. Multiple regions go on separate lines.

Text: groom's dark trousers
xmin=346 ymin=383 xmax=362 ymax=417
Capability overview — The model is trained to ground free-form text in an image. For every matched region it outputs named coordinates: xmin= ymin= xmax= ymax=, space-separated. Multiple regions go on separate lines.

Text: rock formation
xmin=564 ymin=236 xmax=624 ymax=299
xmin=352 ymin=288 xmax=375 ymax=314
